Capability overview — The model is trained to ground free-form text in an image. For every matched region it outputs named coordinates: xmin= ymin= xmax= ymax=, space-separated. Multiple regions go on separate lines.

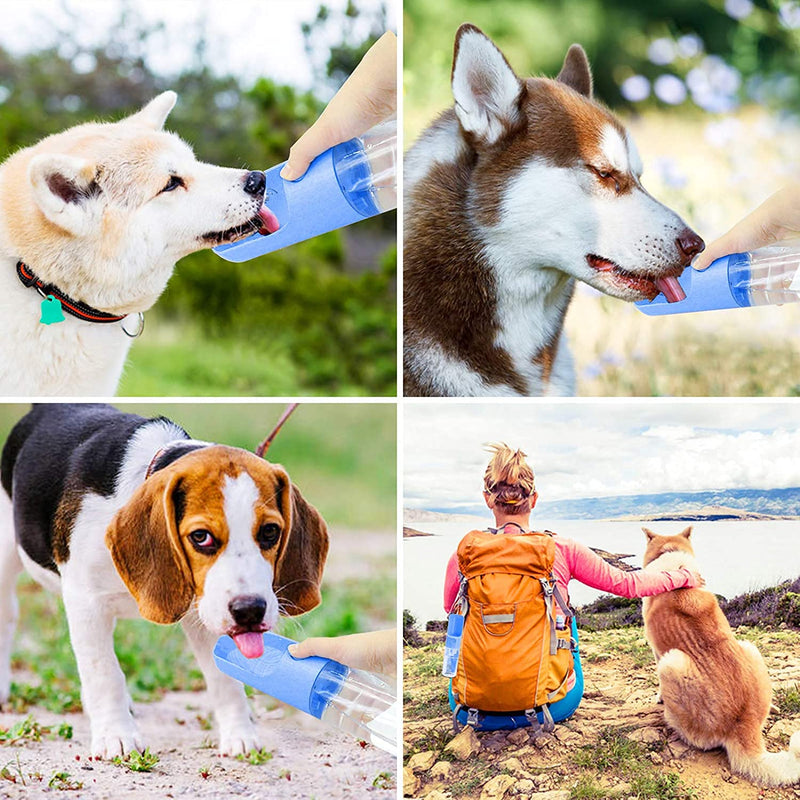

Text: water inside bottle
xmin=731 ymin=244 xmax=800 ymax=306
xmin=318 ymin=666 xmax=397 ymax=754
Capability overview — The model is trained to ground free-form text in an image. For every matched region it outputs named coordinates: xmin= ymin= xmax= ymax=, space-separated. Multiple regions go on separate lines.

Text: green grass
xmin=0 ymin=403 xmax=396 ymax=531
xmin=0 ymin=717 xmax=72 ymax=744
xmin=235 ymin=747 xmax=273 ymax=765
xmin=47 ymin=771 xmax=83 ymax=790
xmin=775 ymin=683 xmax=800 ymax=715
xmin=372 ymin=770 xmax=395 ymax=789
xmin=571 ymin=729 xmax=693 ymax=800
xmin=117 ymin=323 xmax=313 ymax=397
xmin=112 ymin=748 xmax=159 ymax=773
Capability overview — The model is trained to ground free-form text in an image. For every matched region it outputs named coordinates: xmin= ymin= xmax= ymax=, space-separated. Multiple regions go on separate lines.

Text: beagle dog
xmin=0 ymin=404 xmax=328 ymax=758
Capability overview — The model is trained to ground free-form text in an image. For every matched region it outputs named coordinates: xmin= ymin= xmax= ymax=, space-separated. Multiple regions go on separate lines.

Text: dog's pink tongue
xmin=258 ymin=206 xmax=280 ymax=234
xmin=655 ymin=275 xmax=686 ymax=303
xmin=232 ymin=632 xmax=265 ymax=659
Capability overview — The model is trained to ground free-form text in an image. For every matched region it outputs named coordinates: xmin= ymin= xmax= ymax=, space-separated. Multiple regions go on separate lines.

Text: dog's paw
xmin=90 ymin=726 xmax=145 ymax=760
xmin=218 ymin=724 xmax=261 ymax=757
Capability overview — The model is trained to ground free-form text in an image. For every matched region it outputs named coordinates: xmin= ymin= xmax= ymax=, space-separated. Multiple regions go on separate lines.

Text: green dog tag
xmin=40 ymin=295 xmax=66 ymax=325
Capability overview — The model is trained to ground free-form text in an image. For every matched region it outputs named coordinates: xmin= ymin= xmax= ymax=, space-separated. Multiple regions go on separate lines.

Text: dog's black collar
xmin=16 ymin=260 xmax=128 ymax=324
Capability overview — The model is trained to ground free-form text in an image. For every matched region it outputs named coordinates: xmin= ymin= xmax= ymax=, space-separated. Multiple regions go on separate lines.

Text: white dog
xmin=0 ymin=92 xmax=273 ymax=396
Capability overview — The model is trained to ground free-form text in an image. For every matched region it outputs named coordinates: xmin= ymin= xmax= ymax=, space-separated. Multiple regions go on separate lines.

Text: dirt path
xmin=404 ymin=626 xmax=800 ymax=799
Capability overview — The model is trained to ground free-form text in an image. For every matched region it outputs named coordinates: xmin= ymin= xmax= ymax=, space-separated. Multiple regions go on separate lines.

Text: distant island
xmin=405 ymin=486 xmax=800 ymax=523
xmin=403 ymin=526 xmax=433 ymax=538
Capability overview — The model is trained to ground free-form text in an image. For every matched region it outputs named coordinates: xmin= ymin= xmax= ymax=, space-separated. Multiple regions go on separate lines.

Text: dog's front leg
xmin=62 ymin=586 xmax=142 ymax=758
xmin=181 ymin=611 xmax=260 ymax=756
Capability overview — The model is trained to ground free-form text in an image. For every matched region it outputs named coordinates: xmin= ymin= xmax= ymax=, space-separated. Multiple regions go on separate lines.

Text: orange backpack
xmin=450 ymin=528 xmax=574 ymax=731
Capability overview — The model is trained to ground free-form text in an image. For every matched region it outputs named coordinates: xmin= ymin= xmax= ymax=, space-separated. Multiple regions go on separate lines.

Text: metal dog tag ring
xmin=121 ymin=312 xmax=145 ymax=338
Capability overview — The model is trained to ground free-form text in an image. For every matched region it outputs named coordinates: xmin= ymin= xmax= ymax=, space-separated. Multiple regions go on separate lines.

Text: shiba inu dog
xmin=642 ymin=527 xmax=800 ymax=786
xmin=0 ymin=92 xmax=274 ymax=396
xmin=404 ymin=25 xmax=705 ymax=397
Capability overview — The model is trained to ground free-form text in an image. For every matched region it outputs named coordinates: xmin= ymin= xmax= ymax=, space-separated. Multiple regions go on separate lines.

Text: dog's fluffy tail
xmin=726 ymin=731 xmax=800 ymax=787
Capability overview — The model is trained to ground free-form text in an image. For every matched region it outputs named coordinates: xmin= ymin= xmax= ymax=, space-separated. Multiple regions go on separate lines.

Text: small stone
xmin=648 ymin=752 xmax=663 ymax=765
xmin=515 ymin=779 xmax=534 ymax=793
xmin=627 ymin=726 xmax=662 ymax=744
xmin=667 ymin=738 xmax=691 ymax=758
xmin=444 ymin=726 xmax=481 ymax=760
xmin=424 ymin=792 xmax=449 ymax=800
xmin=533 ymin=733 xmax=553 ymax=749
xmin=499 ymin=757 xmax=527 ymax=776
xmin=768 ymin=719 xmax=799 ymax=740
xmin=479 ymin=773 xmax=516 ymax=800
xmin=403 ymin=767 xmax=418 ymax=797
xmin=507 ymin=728 xmax=529 ymax=746
xmin=407 ymin=751 xmax=436 ymax=773
xmin=430 ymin=761 xmax=451 ymax=780
xmin=530 ymin=791 xmax=570 ymax=800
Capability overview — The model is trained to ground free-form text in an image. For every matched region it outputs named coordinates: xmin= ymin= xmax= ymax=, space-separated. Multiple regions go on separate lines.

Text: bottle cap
xmin=213 ymin=632 xmax=346 ymax=718
xmin=635 ymin=255 xmax=744 ymax=315
xmin=214 ymin=141 xmax=377 ymax=262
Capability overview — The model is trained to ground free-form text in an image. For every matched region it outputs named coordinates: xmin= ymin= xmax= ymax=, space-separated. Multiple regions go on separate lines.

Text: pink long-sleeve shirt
xmin=443 ymin=532 xmax=698 ymax=612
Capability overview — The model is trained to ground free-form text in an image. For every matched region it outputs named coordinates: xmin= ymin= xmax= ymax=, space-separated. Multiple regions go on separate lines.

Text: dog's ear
xmin=274 ymin=481 xmax=329 ymax=617
xmin=451 ymin=23 xmax=524 ymax=146
xmin=106 ymin=468 xmax=195 ymax=624
xmin=680 ymin=526 xmax=693 ymax=540
xmin=557 ymin=44 xmax=593 ymax=98
xmin=642 ymin=527 xmax=657 ymax=541
xmin=28 ymin=154 xmax=102 ymax=236
xmin=127 ymin=91 xmax=177 ymax=130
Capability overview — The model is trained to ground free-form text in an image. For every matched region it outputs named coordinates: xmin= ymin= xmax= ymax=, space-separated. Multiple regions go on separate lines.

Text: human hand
xmin=288 ymin=628 xmax=396 ymax=677
xmin=280 ymin=31 xmax=397 ymax=181
xmin=685 ymin=569 xmax=705 ymax=589
xmin=693 ymin=182 xmax=800 ymax=270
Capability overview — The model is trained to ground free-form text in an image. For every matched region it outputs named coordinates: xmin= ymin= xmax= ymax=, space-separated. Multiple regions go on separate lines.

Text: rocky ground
xmin=403 ymin=627 xmax=800 ymax=800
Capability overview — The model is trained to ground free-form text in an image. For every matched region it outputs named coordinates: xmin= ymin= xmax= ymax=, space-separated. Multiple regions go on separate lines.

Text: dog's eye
xmin=257 ymin=523 xmax=281 ymax=550
xmin=189 ymin=529 xmax=218 ymax=553
xmin=589 ymin=166 xmax=622 ymax=194
xmin=161 ymin=175 xmax=185 ymax=194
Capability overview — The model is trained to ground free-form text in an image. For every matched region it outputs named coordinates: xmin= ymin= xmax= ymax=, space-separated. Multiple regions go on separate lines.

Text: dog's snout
xmin=228 ymin=595 xmax=267 ymax=628
xmin=676 ymin=230 xmax=705 ymax=265
xmin=243 ymin=170 xmax=266 ymax=198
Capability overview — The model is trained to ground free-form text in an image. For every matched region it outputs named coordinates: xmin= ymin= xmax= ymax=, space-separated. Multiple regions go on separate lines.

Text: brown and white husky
xmin=404 ymin=25 xmax=705 ymax=397
xmin=642 ymin=527 xmax=800 ymax=787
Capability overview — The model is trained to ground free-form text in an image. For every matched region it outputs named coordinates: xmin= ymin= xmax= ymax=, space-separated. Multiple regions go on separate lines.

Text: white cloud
xmin=403 ymin=402 xmax=800 ymax=509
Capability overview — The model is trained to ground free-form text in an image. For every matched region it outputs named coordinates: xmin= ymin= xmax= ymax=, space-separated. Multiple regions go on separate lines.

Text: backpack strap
xmin=524 ymin=708 xmax=542 ymax=734
xmin=541 ymin=704 xmax=555 ymax=733
xmin=539 ymin=578 xmax=558 ymax=655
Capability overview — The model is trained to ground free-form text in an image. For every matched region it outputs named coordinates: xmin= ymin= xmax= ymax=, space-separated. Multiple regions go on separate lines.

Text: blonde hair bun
xmin=483 ymin=442 xmax=535 ymax=508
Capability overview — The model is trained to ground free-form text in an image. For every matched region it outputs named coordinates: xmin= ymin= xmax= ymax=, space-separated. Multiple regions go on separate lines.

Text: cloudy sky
xmin=0 ymin=0 xmax=395 ymax=93
xmin=404 ymin=401 xmax=800 ymax=511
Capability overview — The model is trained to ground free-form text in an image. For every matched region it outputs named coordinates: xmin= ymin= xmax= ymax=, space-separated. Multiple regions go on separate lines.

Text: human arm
xmin=288 ymin=629 xmax=396 ymax=677
xmin=280 ymin=31 xmax=397 ymax=181
xmin=563 ymin=539 xmax=702 ymax=599
xmin=693 ymin=182 xmax=800 ymax=270
xmin=443 ymin=551 xmax=460 ymax=613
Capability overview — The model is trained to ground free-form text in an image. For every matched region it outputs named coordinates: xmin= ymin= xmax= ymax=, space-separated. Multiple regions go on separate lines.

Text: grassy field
xmin=0 ymin=403 xmax=396 ymax=530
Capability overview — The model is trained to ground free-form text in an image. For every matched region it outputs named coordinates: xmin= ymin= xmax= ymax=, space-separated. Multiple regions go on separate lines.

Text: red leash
xmin=255 ymin=403 xmax=299 ymax=458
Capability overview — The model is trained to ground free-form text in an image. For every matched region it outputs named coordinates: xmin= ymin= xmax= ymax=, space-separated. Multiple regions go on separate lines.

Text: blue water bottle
xmin=213 ymin=121 xmax=396 ymax=262
xmin=636 ymin=242 xmax=800 ymax=315
xmin=213 ymin=632 xmax=397 ymax=755
xmin=442 ymin=613 xmax=465 ymax=678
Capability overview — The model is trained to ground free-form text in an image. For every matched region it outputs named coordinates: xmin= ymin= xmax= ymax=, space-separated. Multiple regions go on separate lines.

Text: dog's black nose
xmin=243 ymin=171 xmax=266 ymax=198
xmin=676 ymin=230 xmax=705 ymax=265
xmin=228 ymin=595 xmax=267 ymax=628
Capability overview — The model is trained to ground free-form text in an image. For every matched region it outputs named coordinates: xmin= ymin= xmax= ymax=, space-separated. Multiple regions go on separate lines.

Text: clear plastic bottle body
xmin=728 ymin=244 xmax=800 ymax=307
xmin=332 ymin=120 xmax=397 ymax=217
xmin=313 ymin=664 xmax=397 ymax=755
xmin=442 ymin=613 xmax=464 ymax=678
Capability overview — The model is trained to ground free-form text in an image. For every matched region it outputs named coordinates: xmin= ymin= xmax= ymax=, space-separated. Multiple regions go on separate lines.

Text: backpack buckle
xmin=524 ymin=708 xmax=542 ymax=735
xmin=466 ymin=708 xmax=480 ymax=728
